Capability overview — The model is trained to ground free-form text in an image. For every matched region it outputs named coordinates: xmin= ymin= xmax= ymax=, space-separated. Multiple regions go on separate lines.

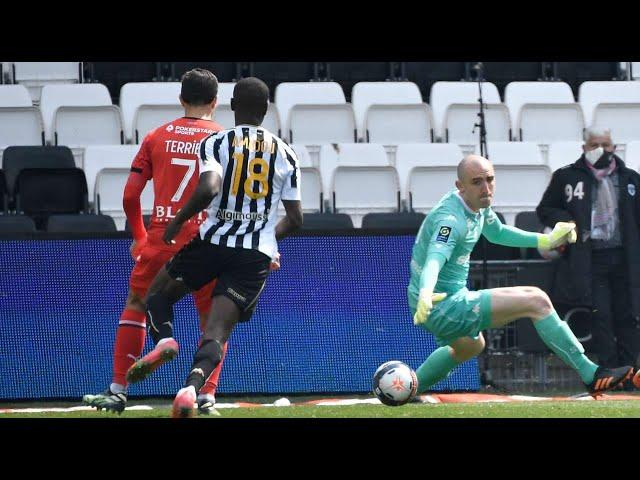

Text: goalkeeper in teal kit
xmin=408 ymin=155 xmax=634 ymax=396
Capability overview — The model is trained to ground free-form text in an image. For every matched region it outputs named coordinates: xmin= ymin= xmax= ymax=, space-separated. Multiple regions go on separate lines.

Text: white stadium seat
xmin=351 ymin=81 xmax=432 ymax=143
xmin=429 ymin=81 xmax=502 ymax=140
xmin=591 ymin=103 xmax=640 ymax=145
xmin=504 ymin=81 xmax=584 ymax=143
xmin=622 ymin=141 xmax=640 ymax=172
xmin=84 ymin=145 xmax=153 ymax=230
xmin=275 ymin=82 xmax=351 ymax=143
xmin=475 ymin=142 xmax=551 ymax=223
xmin=579 ymin=81 xmax=640 ymax=126
xmin=443 ymin=103 xmax=511 ymax=146
xmin=119 ymin=82 xmax=181 ymax=143
xmin=133 ymin=104 xmax=184 ymax=142
xmin=39 ymin=84 xmax=120 ymax=145
xmin=12 ymin=62 xmax=81 ymax=103
xmin=290 ymin=144 xmax=323 ymax=213
xmin=319 ymin=143 xmax=399 ymax=225
xmin=288 ymin=104 xmax=356 ymax=144
xmin=547 ymin=141 xmax=584 ymax=173
xmin=395 ymin=143 xmax=464 ymax=212
xmin=0 ymin=85 xmax=44 ymax=150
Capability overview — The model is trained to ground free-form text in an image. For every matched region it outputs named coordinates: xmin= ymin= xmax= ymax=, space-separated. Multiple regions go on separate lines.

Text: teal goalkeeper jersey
xmin=408 ymin=190 xmax=499 ymax=301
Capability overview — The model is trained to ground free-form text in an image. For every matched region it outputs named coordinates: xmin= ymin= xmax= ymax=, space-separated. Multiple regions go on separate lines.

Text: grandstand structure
xmin=1 ymin=61 xmax=637 ymax=393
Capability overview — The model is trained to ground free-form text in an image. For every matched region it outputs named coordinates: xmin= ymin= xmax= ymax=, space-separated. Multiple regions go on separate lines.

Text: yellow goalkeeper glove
xmin=538 ymin=222 xmax=577 ymax=250
xmin=413 ymin=290 xmax=447 ymax=326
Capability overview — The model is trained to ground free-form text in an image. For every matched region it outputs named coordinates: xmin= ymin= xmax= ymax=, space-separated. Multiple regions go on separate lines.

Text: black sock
xmin=185 ymin=339 xmax=223 ymax=391
xmin=146 ymin=293 xmax=174 ymax=345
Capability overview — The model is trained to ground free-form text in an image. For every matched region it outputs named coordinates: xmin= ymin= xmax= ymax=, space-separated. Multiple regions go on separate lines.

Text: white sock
xmin=197 ymin=393 xmax=216 ymax=403
xmin=157 ymin=337 xmax=175 ymax=347
xmin=110 ymin=383 xmax=126 ymax=394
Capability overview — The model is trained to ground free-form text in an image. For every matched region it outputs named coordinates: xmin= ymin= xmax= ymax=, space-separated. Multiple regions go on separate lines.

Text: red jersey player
xmin=83 ymin=69 xmax=228 ymax=415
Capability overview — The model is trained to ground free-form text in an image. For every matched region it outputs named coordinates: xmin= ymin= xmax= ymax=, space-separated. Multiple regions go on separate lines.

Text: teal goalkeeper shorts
xmin=409 ymin=288 xmax=493 ymax=347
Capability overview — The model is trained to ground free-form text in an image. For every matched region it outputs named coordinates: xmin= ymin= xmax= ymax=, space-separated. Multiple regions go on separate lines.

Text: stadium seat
xmin=394 ymin=143 xmax=464 ymax=212
xmin=320 ymin=144 xmax=400 ymax=225
xmin=547 ymin=141 xmax=583 ymax=173
xmin=250 ymin=62 xmax=318 ymax=96
xmin=326 ymin=62 xmax=398 ymax=100
xmin=623 ymin=141 xmax=640 ymax=172
xmin=119 ymin=82 xmax=181 ymax=143
xmin=96 ymin=170 xmax=154 ymax=231
xmin=84 ymin=62 xmax=157 ymax=103
xmin=124 ymin=214 xmax=152 ymax=233
xmin=15 ymin=168 xmax=88 ymax=229
xmin=361 ymin=211 xmax=425 ymax=230
xmin=429 ymin=81 xmax=502 ymax=141
xmin=515 ymin=210 xmax=544 ymax=259
xmin=275 ymin=82 xmax=354 ymax=144
xmin=80 ymin=145 xmax=140 ymax=207
xmin=351 ymin=81 xmax=432 ymax=143
xmin=299 ymin=212 xmax=354 ymax=230
xmin=290 ymin=144 xmax=323 ymax=213
xmin=2 ymin=146 xmax=76 ymax=203
xmin=0 ymin=214 xmax=36 ymax=233
xmin=12 ymin=62 xmax=82 ymax=103
xmin=46 ymin=214 xmax=117 ymax=233
xmin=470 ymin=211 xmax=520 ymax=260
xmin=578 ymin=81 xmax=640 ymax=126
xmin=0 ymin=85 xmax=45 ymax=152
xmin=0 ymin=170 xmax=7 ymax=214
xmin=591 ymin=104 xmax=640 ymax=145
xmin=133 ymin=104 xmax=183 ymax=143
xmin=443 ymin=103 xmax=511 ymax=148
xmin=504 ymin=81 xmax=584 ymax=143
xmin=474 ymin=142 xmax=550 ymax=224
xmin=40 ymin=84 xmax=122 ymax=149
xmin=404 ymin=62 xmax=467 ymax=100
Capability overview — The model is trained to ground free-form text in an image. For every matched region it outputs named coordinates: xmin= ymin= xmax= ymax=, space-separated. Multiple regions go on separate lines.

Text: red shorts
xmin=129 ymin=242 xmax=215 ymax=315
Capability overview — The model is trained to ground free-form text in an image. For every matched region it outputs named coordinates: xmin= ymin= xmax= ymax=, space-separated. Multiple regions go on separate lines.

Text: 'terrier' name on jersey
xmin=164 ymin=140 xmax=201 ymax=155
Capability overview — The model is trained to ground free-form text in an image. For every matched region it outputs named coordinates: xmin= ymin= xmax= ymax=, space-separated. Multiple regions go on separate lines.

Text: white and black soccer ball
xmin=372 ymin=361 xmax=418 ymax=406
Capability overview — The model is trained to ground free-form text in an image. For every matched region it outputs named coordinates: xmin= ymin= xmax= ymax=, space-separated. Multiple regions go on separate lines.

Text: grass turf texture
xmin=3 ymin=400 xmax=640 ymax=418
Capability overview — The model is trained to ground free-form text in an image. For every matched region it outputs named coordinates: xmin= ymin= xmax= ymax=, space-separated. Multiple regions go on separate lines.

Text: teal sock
xmin=415 ymin=346 xmax=461 ymax=393
xmin=534 ymin=311 xmax=598 ymax=384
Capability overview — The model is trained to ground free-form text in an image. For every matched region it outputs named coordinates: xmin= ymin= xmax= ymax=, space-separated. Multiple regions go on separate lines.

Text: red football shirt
xmin=131 ymin=117 xmax=223 ymax=248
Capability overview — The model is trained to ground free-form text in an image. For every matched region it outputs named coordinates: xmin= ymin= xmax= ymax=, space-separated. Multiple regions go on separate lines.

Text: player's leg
xmin=415 ymin=334 xmax=485 ymax=393
xmin=193 ymin=281 xmax=229 ymax=415
xmin=172 ymin=247 xmax=270 ymax=418
xmin=125 ymin=266 xmax=192 ymax=384
xmin=489 ymin=286 xmax=633 ymax=393
xmin=83 ymin=246 xmax=171 ymax=412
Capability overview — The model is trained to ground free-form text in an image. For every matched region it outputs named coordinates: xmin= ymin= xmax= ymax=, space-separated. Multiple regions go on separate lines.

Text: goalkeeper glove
xmin=538 ymin=222 xmax=577 ymax=250
xmin=413 ymin=290 xmax=447 ymax=326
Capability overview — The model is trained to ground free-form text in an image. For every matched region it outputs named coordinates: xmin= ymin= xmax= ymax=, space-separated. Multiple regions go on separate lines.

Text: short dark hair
xmin=232 ymin=77 xmax=269 ymax=118
xmin=180 ymin=68 xmax=218 ymax=106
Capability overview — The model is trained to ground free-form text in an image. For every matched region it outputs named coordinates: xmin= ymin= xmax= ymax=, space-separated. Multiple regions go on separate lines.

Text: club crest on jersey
xmin=437 ymin=226 xmax=452 ymax=243
xmin=628 ymin=184 xmax=636 ymax=197
xmin=166 ymin=124 xmax=174 ymax=132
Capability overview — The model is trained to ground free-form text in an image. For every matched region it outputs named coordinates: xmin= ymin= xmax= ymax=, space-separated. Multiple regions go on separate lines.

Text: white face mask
xmin=585 ymin=147 xmax=604 ymax=165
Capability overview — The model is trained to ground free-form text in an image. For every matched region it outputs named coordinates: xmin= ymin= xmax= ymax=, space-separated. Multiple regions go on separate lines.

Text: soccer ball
xmin=372 ymin=361 xmax=418 ymax=406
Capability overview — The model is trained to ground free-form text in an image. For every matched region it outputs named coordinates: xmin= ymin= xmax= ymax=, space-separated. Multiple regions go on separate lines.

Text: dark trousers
xmin=590 ymin=248 xmax=640 ymax=367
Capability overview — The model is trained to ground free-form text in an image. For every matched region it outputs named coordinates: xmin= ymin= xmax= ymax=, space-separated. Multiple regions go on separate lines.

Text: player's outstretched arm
xmin=275 ymin=200 xmax=303 ymax=240
xmin=163 ymin=171 xmax=221 ymax=245
xmin=482 ymin=211 xmax=541 ymax=249
xmin=414 ymin=253 xmax=447 ymax=326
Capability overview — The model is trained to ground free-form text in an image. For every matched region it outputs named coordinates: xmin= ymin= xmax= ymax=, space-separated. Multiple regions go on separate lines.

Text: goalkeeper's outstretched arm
xmin=482 ymin=211 xmax=576 ymax=250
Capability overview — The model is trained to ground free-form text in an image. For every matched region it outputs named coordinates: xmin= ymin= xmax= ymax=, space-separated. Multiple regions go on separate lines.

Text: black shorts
xmin=166 ymin=235 xmax=271 ymax=322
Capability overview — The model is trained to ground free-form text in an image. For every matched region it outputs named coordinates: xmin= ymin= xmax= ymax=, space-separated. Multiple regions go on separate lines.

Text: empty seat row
xmin=0 ymin=213 xmax=116 ymax=233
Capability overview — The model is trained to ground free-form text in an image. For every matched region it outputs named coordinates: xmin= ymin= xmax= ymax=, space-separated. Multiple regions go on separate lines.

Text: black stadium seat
xmin=515 ymin=211 xmax=544 ymax=259
xmin=124 ymin=214 xmax=152 ymax=233
xmin=15 ymin=168 xmax=88 ymax=229
xmin=0 ymin=214 xmax=36 ymax=233
xmin=300 ymin=213 xmax=354 ymax=230
xmin=0 ymin=170 xmax=7 ymax=214
xmin=470 ymin=211 xmax=520 ymax=261
xmin=2 ymin=146 xmax=76 ymax=203
xmin=361 ymin=212 xmax=425 ymax=231
xmin=46 ymin=214 xmax=117 ymax=233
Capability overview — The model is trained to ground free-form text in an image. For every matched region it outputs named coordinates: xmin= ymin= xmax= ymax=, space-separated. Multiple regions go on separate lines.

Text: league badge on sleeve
xmin=628 ymin=184 xmax=636 ymax=197
xmin=436 ymin=226 xmax=452 ymax=243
